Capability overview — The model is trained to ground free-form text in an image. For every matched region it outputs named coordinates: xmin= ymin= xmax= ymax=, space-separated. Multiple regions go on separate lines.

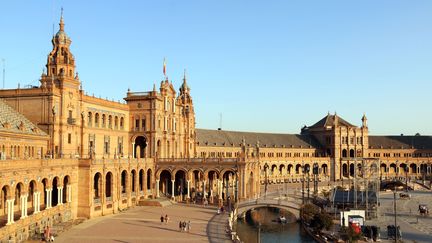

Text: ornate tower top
xmin=179 ymin=69 xmax=190 ymax=95
xmin=41 ymin=9 xmax=78 ymax=89
xmin=362 ymin=113 xmax=368 ymax=128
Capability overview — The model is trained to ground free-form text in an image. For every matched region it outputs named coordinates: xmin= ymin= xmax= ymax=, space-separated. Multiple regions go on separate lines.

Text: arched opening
xmin=349 ymin=149 xmax=355 ymax=158
xmin=52 ymin=177 xmax=59 ymax=207
xmin=304 ymin=164 xmax=311 ymax=174
xmin=342 ymin=163 xmax=348 ymax=177
xmin=207 ymin=170 xmax=219 ymax=203
xmin=380 ymin=163 xmax=387 ymax=174
xmin=28 ymin=180 xmax=37 ymax=215
xmin=174 ymin=170 xmax=187 ymax=201
xmin=390 ymin=163 xmax=397 ymax=174
xmin=147 ymin=169 xmax=152 ymax=190
xmin=87 ymin=112 xmax=93 ymax=127
xmin=279 ymin=164 xmax=285 ymax=176
xmin=222 ymin=171 xmax=235 ymax=205
xmin=131 ymin=170 xmax=137 ymax=193
xmin=271 ymin=164 xmax=277 ymax=176
xmin=342 ymin=149 xmax=347 ymax=158
xmin=295 ymin=164 xmax=301 ymax=174
xmin=191 ymin=170 xmax=204 ymax=203
xmin=105 ymin=172 xmax=112 ymax=199
xmin=139 ymin=169 xmax=144 ymax=193
xmin=121 ymin=170 xmax=128 ymax=195
xmin=42 ymin=178 xmax=48 ymax=209
xmin=14 ymin=183 xmax=23 ymax=218
xmin=410 ymin=163 xmax=417 ymax=174
xmin=93 ymin=173 xmax=102 ymax=200
xmin=1 ymin=186 xmax=10 ymax=217
xmin=349 ymin=163 xmax=355 ymax=177
xmin=321 ymin=164 xmax=328 ymax=175
xmin=95 ymin=113 xmax=100 ymax=127
xmin=63 ymin=176 xmax=70 ymax=204
xmin=159 ymin=170 xmax=172 ymax=198
xmin=287 ymin=164 xmax=293 ymax=175
xmin=134 ymin=136 xmax=147 ymax=159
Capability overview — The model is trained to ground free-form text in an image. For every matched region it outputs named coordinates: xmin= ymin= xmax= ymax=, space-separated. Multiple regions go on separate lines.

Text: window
xmin=135 ymin=119 xmax=139 ymax=130
xmin=142 ymin=119 xmax=146 ymax=131
xmin=68 ymin=110 xmax=73 ymax=119
xmin=68 ymin=133 xmax=72 ymax=144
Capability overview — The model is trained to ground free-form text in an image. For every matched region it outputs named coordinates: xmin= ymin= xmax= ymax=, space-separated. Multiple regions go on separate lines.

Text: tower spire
xmin=59 ymin=7 xmax=65 ymax=31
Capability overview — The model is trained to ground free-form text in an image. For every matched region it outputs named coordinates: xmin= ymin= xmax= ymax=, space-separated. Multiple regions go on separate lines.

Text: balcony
xmin=67 ymin=118 xmax=76 ymax=125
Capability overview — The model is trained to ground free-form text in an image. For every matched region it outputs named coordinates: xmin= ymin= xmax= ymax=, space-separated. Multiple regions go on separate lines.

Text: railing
xmin=128 ymin=92 xmax=151 ymax=96
xmin=156 ymin=157 xmax=240 ymax=163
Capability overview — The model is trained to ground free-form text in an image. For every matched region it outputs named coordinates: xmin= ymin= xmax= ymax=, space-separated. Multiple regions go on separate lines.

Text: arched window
xmin=120 ymin=117 xmax=124 ymax=129
xmin=108 ymin=115 xmax=112 ymax=129
xmin=95 ymin=113 xmax=100 ymax=127
xmin=114 ymin=116 xmax=118 ymax=129
xmin=102 ymin=114 xmax=106 ymax=128
xmin=342 ymin=149 xmax=347 ymax=158
xmin=88 ymin=112 xmax=93 ymax=127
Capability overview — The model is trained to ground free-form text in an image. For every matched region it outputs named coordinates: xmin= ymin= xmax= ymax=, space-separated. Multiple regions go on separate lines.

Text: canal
xmin=235 ymin=207 xmax=316 ymax=243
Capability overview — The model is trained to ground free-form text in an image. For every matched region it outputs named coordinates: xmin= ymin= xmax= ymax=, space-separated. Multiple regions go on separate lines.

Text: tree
xmin=310 ymin=212 xmax=333 ymax=231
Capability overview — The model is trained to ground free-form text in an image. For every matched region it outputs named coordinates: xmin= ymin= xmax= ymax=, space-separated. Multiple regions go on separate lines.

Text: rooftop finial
xmin=183 ymin=69 xmax=187 ymax=82
xmin=59 ymin=7 xmax=65 ymax=31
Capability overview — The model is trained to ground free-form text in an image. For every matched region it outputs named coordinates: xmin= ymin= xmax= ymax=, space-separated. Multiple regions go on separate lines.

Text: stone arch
xmin=28 ymin=180 xmax=37 ymax=213
xmin=121 ymin=170 xmax=128 ymax=194
xmin=410 ymin=163 xmax=417 ymax=174
xmin=271 ymin=164 xmax=277 ymax=176
xmin=63 ymin=175 xmax=70 ymax=204
xmin=134 ymin=136 xmax=147 ymax=159
xmin=287 ymin=164 xmax=293 ymax=175
xmin=52 ymin=177 xmax=60 ymax=207
xmin=389 ymin=163 xmax=397 ymax=174
xmin=131 ymin=169 xmax=137 ymax=193
xmin=380 ymin=163 xmax=387 ymax=174
xmin=174 ymin=170 xmax=187 ymax=200
xmin=159 ymin=170 xmax=172 ymax=197
xmin=87 ymin=112 xmax=93 ymax=127
xmin=93 ymin=172 xmax=102 ymax=199
xmin=247 ymin=171 xmax=255 ymax=198
xmin=139 ymin=169 xmax=145 ymax=192
xmin=321 ymin=164 xmax=328 ymax=175
xmin=14 ymin=182 xmax=25 ymax=209
xmin=279 ymin=164 xmax=285 ymax=176
xmin=342 ymin=149 xmax=347 ymax=158
xmin=105 ymin=172 xmax=113 ymax=198
xmin=120 ymin=117 xmax=124 ymax=129
xmin=342 ymin=163 xmax=348 ymax=177
xmin=95 ymin=113 xmax=100 ymax=127
xmin=349 ymin=163 xmax=355 ymax=177
xmin=41 ymin=178 xmax=49 ymax=208
xmin=349 ymin=149 xmax=355 ymax=158
xmin=295 ymin=164 xmax=302 ymax=174
xmin=146 ymin=169 xmax=152 ymax=190
xmin=1 ymin=185 xmax=11 ymax=215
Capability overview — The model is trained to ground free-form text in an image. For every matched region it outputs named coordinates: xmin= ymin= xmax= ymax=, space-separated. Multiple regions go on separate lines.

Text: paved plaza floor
xmin=55 ymin=205 xmax=231 ymax=243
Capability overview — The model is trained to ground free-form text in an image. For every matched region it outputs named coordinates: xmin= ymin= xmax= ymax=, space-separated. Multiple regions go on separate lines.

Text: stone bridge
xmin=236 ymin=196 xmax=302 ymax=219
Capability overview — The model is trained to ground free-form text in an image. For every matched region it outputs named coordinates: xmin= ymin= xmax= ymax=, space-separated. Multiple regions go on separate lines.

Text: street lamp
xmin=264 ymin=163 xmax=269 ymax=198
xmin=405 ymin=165 xmax=409 ymax=192
xmin=305 ymin=164 xmax=310 ymax=203
xmin=313 ymin=163 xmax=319 ymax=197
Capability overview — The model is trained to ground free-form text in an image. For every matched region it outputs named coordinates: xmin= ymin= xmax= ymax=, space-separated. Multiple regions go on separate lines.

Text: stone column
xmin=34 ymin=191 xmax=40 ymax=213
xmin=6 ymin=199 xmax=15 ymax=225
xmin=132 ymin=142 xmax=135 ymax=158
xmin=58 ymin=187 xmax=63 ymax=205
xmin=203 ymin=180 xmax=207 ymax=197
xmin=67 ymin=185 xmax=72 ymax=203
xmin=20 ymin=194 xmax=28 ymax=219
xmin=171 ymin=180 xmax=175 ymax=200
xmin=187 ymin=180 xmax=191 ymax=199
xmin=156 ymin=179 xmax=160 ymax=198
xmin=46 ymin=188 xmax=52 ymax=209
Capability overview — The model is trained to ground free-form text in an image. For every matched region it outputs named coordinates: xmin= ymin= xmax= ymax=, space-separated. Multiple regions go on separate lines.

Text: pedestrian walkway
xmin=54 ymin=205 xmax=226 ymax=243
xmin=207 ymin=213 xmax=232 ymax=243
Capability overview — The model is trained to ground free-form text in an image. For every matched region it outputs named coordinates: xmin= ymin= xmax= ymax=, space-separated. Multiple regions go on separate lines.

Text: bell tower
xmin=177 ymin=70 xmax=196 ymax=157
xmin=40 ymin=9 xmax=79 ymax=90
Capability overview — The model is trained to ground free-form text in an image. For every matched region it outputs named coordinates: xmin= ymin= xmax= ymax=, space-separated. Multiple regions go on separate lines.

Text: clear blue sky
xmin=1 ymin=1 xmax=432 ymax=135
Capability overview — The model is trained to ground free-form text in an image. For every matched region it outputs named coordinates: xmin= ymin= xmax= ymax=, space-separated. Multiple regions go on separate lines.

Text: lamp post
xmin=405 ymin=166 xmax=409 ymax=192
xmin=301 ymin=163 xmax=305 ymax=205
xmin=313 ymin=163 xmax=319 ymax=197
xmin=264 ymin=164 xmax=269 ymax=198
xmin=305 ymin=165 xmax=310 ymax=203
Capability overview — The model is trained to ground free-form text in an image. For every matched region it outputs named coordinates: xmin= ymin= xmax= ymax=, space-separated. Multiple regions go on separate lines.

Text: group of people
xmin=178 ymin=220 xmax=191 ymax=232
xmin=42 ymin=225 xmax=55 ymax=242
xmin=160 ymin=214 xmax=170 ymax=224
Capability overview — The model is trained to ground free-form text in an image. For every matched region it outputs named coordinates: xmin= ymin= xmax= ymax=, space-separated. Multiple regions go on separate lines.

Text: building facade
xmin=0 ymin=14 xmax=431 ymax=242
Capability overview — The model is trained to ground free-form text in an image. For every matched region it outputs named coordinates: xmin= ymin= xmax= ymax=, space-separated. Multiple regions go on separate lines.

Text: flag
xmin=163 ymin=58 xmax=166 ymax=76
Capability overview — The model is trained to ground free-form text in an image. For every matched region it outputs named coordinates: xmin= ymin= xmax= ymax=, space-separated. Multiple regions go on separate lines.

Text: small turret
xmin=362 ymin=113 xmax=367 ymax=128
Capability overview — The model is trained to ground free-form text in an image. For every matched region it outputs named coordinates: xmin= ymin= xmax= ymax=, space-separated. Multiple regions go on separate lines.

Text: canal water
xmin=235 ymin=207 xmax=316 ymax=243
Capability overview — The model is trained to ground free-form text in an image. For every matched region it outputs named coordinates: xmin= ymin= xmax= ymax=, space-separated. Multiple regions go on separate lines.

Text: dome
xmin=55 ymin=30 xmax=70 ymax=44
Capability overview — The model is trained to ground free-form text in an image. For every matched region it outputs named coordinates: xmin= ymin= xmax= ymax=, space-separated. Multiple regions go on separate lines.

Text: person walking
xmin=187 ymin=220 xmax=191 ymax=233
xmin=179 ymin=221 xmax=182 ymax=231
xmin=160 ymin=215 xmax=164 ymax=224
xmin=165 ymin=214 xmax=169 ymax=224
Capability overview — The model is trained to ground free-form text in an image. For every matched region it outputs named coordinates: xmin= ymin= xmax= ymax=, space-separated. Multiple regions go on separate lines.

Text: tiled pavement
xmin=54 ymin=204 xmax=231 ymax=243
